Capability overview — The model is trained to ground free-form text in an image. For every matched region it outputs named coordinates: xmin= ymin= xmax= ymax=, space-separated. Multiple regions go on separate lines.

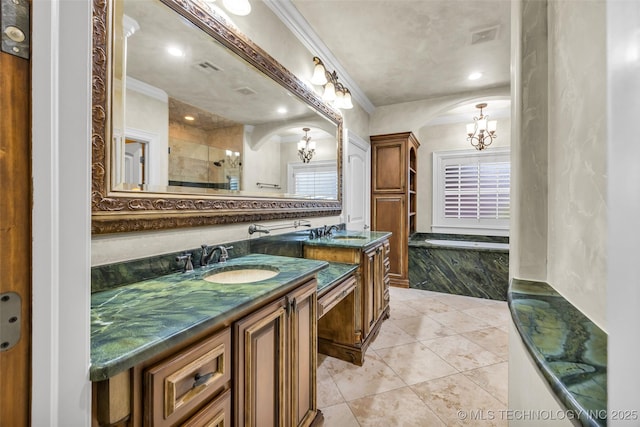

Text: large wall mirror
xmin=92 ymin=0 xmax=343 ymax=234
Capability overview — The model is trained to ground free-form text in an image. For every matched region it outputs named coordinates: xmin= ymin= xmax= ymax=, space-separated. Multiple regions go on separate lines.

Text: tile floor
xmin=318 ymin=287 xmax=510 ymax=426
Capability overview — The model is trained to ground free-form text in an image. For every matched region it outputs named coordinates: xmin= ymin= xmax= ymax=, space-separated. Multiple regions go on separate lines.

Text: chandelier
xmin=466 ymin=103 xmax=497 ymax=150
xmin=310 ymin=57 xmax=353 ymax=110
xmin=297 ymin=128 xmax=315 ymax=163
xmin=225 ymin=150 xmax=241 ymax=168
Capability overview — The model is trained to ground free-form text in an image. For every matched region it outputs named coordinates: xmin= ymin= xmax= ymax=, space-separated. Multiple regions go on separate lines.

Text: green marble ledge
xmin=303 ymin=230 xmax=392 ymax=250
xmin=508 ymin=279 xmax=607 ymax=427
xmin=316 ymin=262 xmax=359 ymax=296
xmin=91 ymin=254 xmax=327 ymax=382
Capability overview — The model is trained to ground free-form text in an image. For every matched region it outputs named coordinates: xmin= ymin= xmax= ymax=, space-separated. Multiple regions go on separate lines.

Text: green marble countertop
xmin=303 ymin=230 xmax=391 ymax=250
xmin=90 ymin=254 xmax=327 ymax=381
xmin=508 ymin=279 xmax=607 ymax=427
xmin=316 ymin=262 xmax=359 ymax=296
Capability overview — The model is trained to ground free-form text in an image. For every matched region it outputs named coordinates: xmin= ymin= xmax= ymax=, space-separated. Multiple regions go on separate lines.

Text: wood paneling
xmin=0 ymin=44 xmax=31 ymax=427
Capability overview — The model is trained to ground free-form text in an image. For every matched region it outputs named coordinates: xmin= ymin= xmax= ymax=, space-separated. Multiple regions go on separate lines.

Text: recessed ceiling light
xmin=468 ymin=72 xmax=482 ymax=81
xmin=277 ymin=107 xmax=287 ymax=114
xmin=184 ymin=115 xmax=195 ymax=121
xmin=167 ymin=46 xmax=184 ymax=57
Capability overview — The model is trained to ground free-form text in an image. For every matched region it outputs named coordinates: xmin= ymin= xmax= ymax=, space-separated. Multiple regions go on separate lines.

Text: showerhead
xmin=213 ymin=159 xmax=225 ymax=167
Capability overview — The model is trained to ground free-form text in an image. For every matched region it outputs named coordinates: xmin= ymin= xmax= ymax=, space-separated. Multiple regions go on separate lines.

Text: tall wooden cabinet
xmin=370 ymin=132 xmax=419 ymax=288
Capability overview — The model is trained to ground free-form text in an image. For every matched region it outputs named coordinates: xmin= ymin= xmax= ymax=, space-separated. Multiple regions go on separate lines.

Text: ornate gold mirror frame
xmin=91 ymin=0 xmax=343 ymax=234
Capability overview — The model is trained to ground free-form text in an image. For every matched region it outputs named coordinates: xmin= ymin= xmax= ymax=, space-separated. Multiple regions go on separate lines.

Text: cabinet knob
xmin=193 ymin=372 xmax=214 ymax=388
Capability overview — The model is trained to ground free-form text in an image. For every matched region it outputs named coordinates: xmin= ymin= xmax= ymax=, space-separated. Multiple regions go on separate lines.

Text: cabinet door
xmin=372 ymin=195 xmax=408 ymax=286
xmin=235 ymin=299 xmax=287 ymax=427
xmin=288 ymin=281 xmax=318 ymax=427
xmin=362 ymin=248 xmax=377 ymax=337
xmin=371 ymin=141 xmax=406 ymax=192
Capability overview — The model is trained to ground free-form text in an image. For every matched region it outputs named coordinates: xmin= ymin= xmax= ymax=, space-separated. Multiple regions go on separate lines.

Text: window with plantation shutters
xmin=433 ymin=148 xmax=510 ymax=236
xmin=288 ymin=161 xmax=338 ymax=199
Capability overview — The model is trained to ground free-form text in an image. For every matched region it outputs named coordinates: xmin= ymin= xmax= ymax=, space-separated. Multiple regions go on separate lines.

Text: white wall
xmin=415 ymin=118 xmax=511 ymax=232
xmin=606 ymin=0 xmax=640 ymax=422
xmin=32 ymin=0 xmax=92 ymax=424
xmin=547 ymin=0 xmax=607 ymax=330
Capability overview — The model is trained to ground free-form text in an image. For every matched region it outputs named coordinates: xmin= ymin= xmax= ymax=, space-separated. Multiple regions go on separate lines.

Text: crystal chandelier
xmin=466 ymin=103 xmax=497 ymax=150
xmin=297 ymin=128 xmax=315 ymax=163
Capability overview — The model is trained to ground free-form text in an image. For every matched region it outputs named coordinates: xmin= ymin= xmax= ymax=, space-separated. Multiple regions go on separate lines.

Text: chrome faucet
xmin=324 ymin=225 xmax=340 ymax=237
xmin=176 ymin=253 xmax=194 ymax=272
xmin=201 ymin=245 xmax=233 ymax=266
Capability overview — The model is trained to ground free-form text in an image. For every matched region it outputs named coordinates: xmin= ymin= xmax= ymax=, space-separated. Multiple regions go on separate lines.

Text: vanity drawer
xmin=145 ymin=327 xmax=231 ymax=427
xmin=318 ymin=275 xmax=357 ymax=318
xmin=181 ymin=389 xmax=231 ymax=427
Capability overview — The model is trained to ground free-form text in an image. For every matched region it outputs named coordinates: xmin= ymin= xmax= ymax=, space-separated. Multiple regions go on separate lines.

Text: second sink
xmin=204 ymin=267 xmax=279 ymax=284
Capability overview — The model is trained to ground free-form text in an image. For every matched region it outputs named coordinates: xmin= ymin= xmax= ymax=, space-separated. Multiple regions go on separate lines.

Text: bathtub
xmin=424 ymin=239 xmax=509 ymax=251
xmin=409 ymin=233 xmax=509 ymax=301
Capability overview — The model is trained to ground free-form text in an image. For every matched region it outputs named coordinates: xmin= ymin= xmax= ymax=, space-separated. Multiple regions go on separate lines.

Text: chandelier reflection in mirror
xmin=225 ymin=150 xmax=241 ymax=167
xmin=310 ymin=57 xmax=353 ymax=110
xmin=297 ymin=127 xmax=315 ymax=163
xmin=466 ymin=103 xmax=497 ymax=150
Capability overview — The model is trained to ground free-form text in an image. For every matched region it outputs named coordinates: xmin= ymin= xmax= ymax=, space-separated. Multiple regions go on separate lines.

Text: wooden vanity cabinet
xmin=234 ymin=278 xmax=318 ymax=427
xmin=92 ymin=278 xmax=319 ymax=427
xmin=304 ymin=238 xmax=390 ymax=365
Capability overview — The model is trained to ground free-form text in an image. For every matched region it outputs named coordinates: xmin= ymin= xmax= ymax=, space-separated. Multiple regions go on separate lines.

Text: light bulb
xmin=488 ymin=120 xmax=497 ymax=132
xmin=311 ymin=63 xmax=328 ymax=85
xmin=323 ymin=81 xmax=336 ymax=101
xmin=342 ymin=90 xmax=353 ymax=109
xmin=222 ymin=0 xmax=251 ymax=16
xmin=466 ymin=123 xmax=476 ymax=135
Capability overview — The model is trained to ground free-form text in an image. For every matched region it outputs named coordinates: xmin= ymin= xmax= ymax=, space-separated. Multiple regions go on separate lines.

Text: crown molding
xmin=264 ymin=0 xmax=376 ymax=114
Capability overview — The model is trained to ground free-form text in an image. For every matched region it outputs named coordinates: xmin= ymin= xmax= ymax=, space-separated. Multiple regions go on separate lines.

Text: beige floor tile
xmin=389 ymin=286 xmax=443 ymax=301
xmin=422 ymin=335 xmax=503 ymax=372
xmin=320 ymin=403 xmax=360 ymax=427
xmin=317 ymin=362 xmax=345 ymax=408
xmin=369 ymin=319 xmax=416 ymax=350
xmin=412 ymin=374 xmax=507 ymax=426
xmin=388 ymin=299 xmax=423 ymax=320
xmin=405 ymin=297 xmax=457 ymax=316
xmin=376 ymin=341 xmax=458 ymax=385
xmin=462 ymin=327 xmax=509 ymax=360
xmin=462 ymin=305 xmax=511 ymax=328
xmin=348 ymin=386 xmax=446 ymax=427
xmin=323 ymin=352 xmax=406 ymax=401
xmin=430 ymin=293 xmax=489 ymax=310
xmin=392 ymin=315 xmax=456 ymax=341
xmin=428 ymin=311 xmax=493 ymax=334
xmin=463 ymin=362 xmax=509 ymax=405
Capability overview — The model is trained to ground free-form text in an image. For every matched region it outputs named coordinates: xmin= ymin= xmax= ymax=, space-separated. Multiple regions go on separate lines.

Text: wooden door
xmin=234 ymin=298 xmax=287 ymax=427
xmin=288 ymin=281 xmax=317 ymax=427
xmin=0 ymin=5 xmax=31 ymax=425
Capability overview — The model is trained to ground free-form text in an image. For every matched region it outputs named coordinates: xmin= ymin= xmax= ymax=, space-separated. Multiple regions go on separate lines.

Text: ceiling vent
xmin=234 ymin=86 xmax=257 ymax=96
xmin=470 ymin=25 xmax=499 ymax=45
xmin=193 ymin=60 xmax=222 ymax=73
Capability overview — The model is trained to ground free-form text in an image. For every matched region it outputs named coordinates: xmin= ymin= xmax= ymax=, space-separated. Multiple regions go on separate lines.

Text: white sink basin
xmin=204 ymin=268 xmax=279 ymax=284
xmin=332 ymin=235 xmax=367 ymax=240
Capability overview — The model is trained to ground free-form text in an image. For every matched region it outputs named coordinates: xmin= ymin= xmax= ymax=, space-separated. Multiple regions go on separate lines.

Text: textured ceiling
xmin=291 ymin=0 xmax=512 ymax=107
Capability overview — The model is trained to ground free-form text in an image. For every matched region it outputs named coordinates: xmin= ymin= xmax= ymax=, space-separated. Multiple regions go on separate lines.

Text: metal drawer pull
xmin=193 ymin=372 xmax=214 ymax=388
